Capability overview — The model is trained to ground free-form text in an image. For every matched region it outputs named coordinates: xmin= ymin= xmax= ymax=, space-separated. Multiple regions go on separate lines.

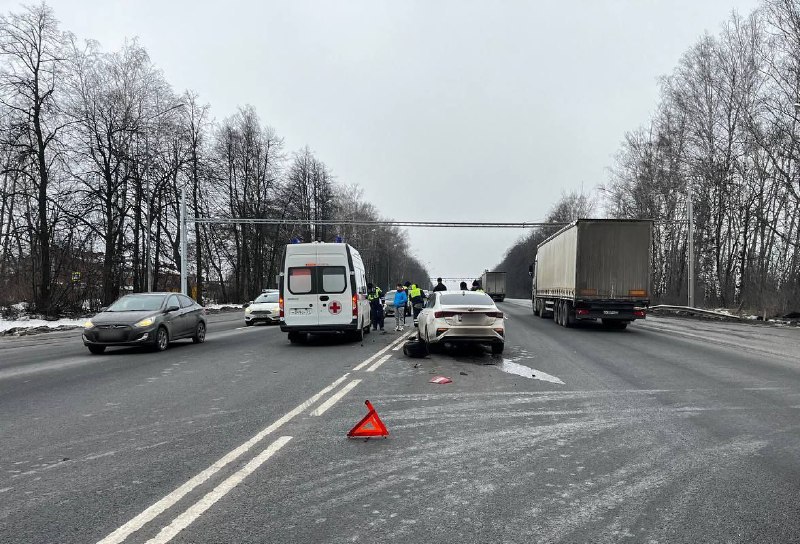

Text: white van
xmin=279 ymin=242 xmax=371 ymax=343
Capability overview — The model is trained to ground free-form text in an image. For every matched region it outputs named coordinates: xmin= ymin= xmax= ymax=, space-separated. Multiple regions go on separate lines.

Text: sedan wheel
xmin=192 ymin=321 xmax=206 ymax=344
xmin=87 ymin=345 xmax=106 ymax=355
xmin=154 ymin=327 xmax=169 ymax=351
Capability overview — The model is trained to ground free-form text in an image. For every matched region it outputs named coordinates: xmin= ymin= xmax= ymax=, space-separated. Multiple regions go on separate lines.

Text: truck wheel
xmin=288 ymin=331 xmax=302 ymax=344
xmin=553 ymin=301 xmax=560 ymax=324
xmin=533 ymin=298 xmax=539 ymax=316
xmin=564 ymin=302 xmax=574 ymax=328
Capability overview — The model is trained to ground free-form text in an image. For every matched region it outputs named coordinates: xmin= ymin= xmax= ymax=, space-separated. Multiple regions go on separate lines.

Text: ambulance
xmin=279 ymin=242 xmax=371 ymax=343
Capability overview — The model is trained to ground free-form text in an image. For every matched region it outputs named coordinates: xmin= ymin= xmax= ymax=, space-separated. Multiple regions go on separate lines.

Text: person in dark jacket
xmin=367 ymin=283 xmax=385 ymax=333
xmin=433 ymin=278 xmax=447 ymax=292
xmin=459 ymin=281 xmax=469 ymax=290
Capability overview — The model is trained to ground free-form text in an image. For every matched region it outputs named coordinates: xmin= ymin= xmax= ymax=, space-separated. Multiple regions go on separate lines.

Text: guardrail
xmin=649 ymin=305 xmax=742 ymax=320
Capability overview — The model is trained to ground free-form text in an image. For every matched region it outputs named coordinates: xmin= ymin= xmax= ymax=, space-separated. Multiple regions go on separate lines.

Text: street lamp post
xmin=687 ymin=181 xmax=694 ymax=308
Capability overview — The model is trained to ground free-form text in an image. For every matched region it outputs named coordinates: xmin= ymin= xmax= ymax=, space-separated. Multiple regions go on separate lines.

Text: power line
xmin=190 ymin=217 xmax=684 ymax=228
xmin=190 ymin=217 xmax=565 ymax=228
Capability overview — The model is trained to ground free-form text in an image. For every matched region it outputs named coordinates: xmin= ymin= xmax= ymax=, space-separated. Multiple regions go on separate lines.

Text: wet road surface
xmin=1 ymin=304 xmax=799 ymax=543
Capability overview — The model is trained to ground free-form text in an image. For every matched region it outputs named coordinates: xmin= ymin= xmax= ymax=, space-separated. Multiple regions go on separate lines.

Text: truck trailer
xmin=480 ymin=271 xmax=506 ymax=302
xmin=531 ymin=219 xmax=651 ymax=329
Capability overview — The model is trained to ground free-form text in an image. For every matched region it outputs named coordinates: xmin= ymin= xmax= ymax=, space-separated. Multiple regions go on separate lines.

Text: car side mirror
xmin=528 ymin=264 xmax=534 ymax=277
xmin=165 ymin=305 xmax=180 ymax=313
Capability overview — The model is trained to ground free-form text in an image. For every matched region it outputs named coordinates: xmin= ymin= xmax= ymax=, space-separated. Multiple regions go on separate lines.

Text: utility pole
xmin=181 ymin=189 xmax=188 ymax=295
xmin=687 ymin=181 xmax=695 ymax=308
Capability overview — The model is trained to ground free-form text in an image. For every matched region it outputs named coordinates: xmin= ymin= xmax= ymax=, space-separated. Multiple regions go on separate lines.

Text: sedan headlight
xmin=83 ymin=320 xmax=94 ymax=329
xmin=245 ymin=307 xmax=252 ymax=314
xmin=134 ymin=317 xmax=155 ymax=328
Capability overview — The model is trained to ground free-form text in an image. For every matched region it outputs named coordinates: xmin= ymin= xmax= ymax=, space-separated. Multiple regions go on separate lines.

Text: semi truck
xmin=531 ymin=219 xmax=652 ymax=329
xmin=480 ymin=271 xmax=507 ymax=302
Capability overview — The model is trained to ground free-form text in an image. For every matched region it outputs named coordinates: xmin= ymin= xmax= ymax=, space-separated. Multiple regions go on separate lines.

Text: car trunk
xmin=439 ymin=306 xmax=498 ymax=326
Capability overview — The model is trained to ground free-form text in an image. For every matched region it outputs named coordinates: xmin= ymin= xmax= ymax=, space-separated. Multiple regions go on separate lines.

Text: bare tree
xmin=0 ymin=3 xmax=71 ymax=314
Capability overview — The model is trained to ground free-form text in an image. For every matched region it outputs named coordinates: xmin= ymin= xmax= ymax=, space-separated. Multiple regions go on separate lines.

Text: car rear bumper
xmin=429 ymin=327 xmax=504 ymax=344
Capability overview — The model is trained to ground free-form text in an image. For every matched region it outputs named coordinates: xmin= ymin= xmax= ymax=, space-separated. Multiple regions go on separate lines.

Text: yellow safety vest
xmin=409 ymin=285 xmax=422 ymax=299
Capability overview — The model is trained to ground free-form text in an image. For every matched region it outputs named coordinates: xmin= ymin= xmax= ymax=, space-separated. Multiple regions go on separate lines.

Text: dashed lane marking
xmin=98 ymin=331 xmax=403 ymax=544
xmin=96 ymin=374 xmax=349 ymax=544
xmin=145 ymin=436 xmax=293 ymax=544
xmin=352 ymin=333 xmax=412 ymax=370
xmin=366 ymin=354 xmax=392 ymax=372
xmin=310 ymin=379 xmax=362 ymax=416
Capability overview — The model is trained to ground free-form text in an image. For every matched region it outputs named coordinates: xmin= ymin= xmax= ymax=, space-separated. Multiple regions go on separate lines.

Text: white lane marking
xmin=146 ymin=436 xmax=292 ymax=544
xmin=499 ymin=359 xmax=565 ymax=384
xmin=353 ymin=333 xmax=412 ymax=370
xmin=96 ymin=375 xmax=349 ymax=544
xmin=366 ymin=354 xmax=392 ymax=372
xmin=310 ymin=380 xmax=362 ymax=416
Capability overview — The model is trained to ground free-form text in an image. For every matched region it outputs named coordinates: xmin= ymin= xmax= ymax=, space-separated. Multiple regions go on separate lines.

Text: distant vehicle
xmin=244 ymin=291 xmax=280 ymax=326
xmin=82 ymin=292 xmax=207 ymax=354
xmin=279 ymin=242 xmax=371 ymax=343
xmin=244 ymin=289 xmax=278 ymax=309
xmin=532 ymin=219 xmax=652 ymax=329
xmin=417 ymin=290 xmax=505 ymax=354
xmin=383 ymin=289 xmax=411 ymax=317
xmin=480 ymin=271 xmax=507 ymax=302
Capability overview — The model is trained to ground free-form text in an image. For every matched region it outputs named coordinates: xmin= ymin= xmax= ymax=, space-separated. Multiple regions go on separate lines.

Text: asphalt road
xmin=1 ymin=304 xmax=799 ymax=543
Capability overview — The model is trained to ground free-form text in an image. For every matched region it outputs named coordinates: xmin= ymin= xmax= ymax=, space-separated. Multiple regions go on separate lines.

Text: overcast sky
xmin=7 ymin=0 xmax=763 ymax=284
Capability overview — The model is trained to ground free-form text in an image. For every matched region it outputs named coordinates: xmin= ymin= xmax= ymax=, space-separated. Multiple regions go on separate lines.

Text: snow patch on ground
xmin=0 ymin=317 xmax=85 ymax=333
xmin=204 ymin=303 xmax=243 ymax=310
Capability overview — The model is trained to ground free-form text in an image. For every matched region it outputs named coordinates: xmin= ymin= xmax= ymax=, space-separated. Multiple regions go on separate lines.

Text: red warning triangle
xmin=347 ymin=400 xmax=389 ymax=438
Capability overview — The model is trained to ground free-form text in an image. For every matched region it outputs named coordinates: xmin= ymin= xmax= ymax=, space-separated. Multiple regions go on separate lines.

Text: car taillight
xmin=633 ymin=309 xmax=646 ymax=318
xmin=485 ymin=311 xmax=503 ymax=318
xmin=435 ymin=311 xmax=457 ymax=318
xmin=279 ymin=296 xmax=284 ymax=318
xmin=352 ymin=294 xmax=358 ymax=318
xmin=576 ymin=308 xmax=590 ymax=316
